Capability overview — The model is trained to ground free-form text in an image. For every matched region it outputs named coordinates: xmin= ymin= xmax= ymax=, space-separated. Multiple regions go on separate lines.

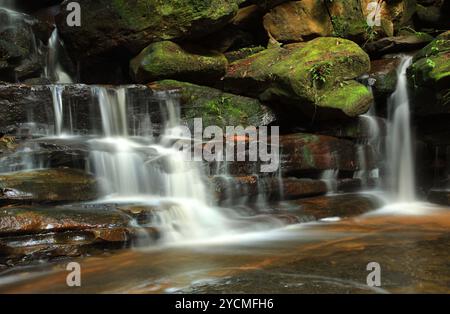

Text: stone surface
xmin=364 ymin=34 xmax=434 ymax=57
xmin=428 ymin=189 xmax=450 ymax=206
xmin=224 ymin=37 xmax=372 ymax=120
xmin=56 ymin=0 xmax=245 ymax=60
xmin=0 ymin=168 xmax=99 ymax=205
xmin=368 ymin=57 xmax=402 ymax=96
xmin=150 ymin=80 xmax=276 ymax=129
xmin=263 ymin=0 xmax=333 ymax=43
xmin=130 ymin=41 xmax=228 ymax=85
xmin=408 ymin=35 xmax=450 ymax=115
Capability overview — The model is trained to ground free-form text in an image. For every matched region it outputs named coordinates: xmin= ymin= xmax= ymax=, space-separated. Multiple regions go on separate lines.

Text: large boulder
xmin=364 ymin=33 xmax=434 ymax=57
xmin=326 ymin=0 xmax=369 ymax=41
xmin=56 ymin=0 xmax=245 ymax=60
xmin=0 ymin=168 xmax=100 ymax=205
xmin=150 ymin=80 xmax=276 ymax=129
xmin=130 ymin=41 xmax=228 ymax=85
xmin=408 ymin=33 xmax=450 ymax=115
xmin=224 ymin=37 xmax=372 ymax=120
xmin=263 ymin=0 xmax=333 ymax=43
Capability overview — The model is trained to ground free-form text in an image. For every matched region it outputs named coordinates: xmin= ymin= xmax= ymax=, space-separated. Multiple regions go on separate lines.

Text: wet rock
xmin=130 ymin=41 xmax=228 ymax=85
xmin=326 ymin=0 xmax=368 ymax=42
xmin=212 ymin=176 xmax=327 ymax=203
xmin=368 ymin=57 xmax=402 ymax=97
xmin=224 ymin=46 xmax=265 ymax=63
xmin=408 ymin=34 xmax=450 ymax=115
xmin=428 ymin=189 xmax=450 ymax=206
xmin=150 ymin=80 xmax=276 ymax=129
xmin=284 ymin=193 xmax=382 ymax=220
xmin=56 ymin=0 xmax=245 ymax=60
xmin=312 ymin=115 xmax=387 ymax=140
xmin=0 ymin=205 xmax=131 ymax=235
xmin=0 ymin=8 xmax=52 ymax=82
xmin=280 ymin=133 xmax=377 ymax=173
xmin=223 ymin=37 xmax=372 ymax=121
xmin=263 ymin=0 xmax=333 ymax=43
xmin=0 ymin=168 xmax=100 ymax=205
xmin=364 ymin=34 xmax=433 ymax=58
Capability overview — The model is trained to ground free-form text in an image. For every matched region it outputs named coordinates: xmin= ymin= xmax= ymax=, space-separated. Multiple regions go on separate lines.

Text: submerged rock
xmin=223 ymin=37 xmax=372 ymax=120
xmin=0 ymin=168 xmax=99 ymax=205
xmin=150 ymin=80 xmax=276 ymax=129
xmin=283 ymin=193 xmax=382 ymax=220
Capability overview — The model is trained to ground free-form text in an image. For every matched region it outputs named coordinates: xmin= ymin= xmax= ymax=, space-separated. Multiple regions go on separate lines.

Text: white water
xmin=87 ymin=87 xmax=233 ymax=242
xmin=45 ymin=29 xmax=73 ymax=84
xmin=321 ymin=169 xmax=339 ymax=194
xmin=387 ymin=56 xmax=416 ymax=202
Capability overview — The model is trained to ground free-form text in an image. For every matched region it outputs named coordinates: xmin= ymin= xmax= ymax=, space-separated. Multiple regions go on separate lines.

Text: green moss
xmin=319 ymin=81 xmax=373 ymax=117
xmin=130 ymin=41 xmax=227 ymax=84
xmin=225 ymin=37 xmax=371 ymax=118
xmin=153 ymin=80 xmax=273 ymax=128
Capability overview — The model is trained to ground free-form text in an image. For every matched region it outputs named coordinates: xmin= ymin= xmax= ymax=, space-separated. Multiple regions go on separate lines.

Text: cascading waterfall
xmin=387 ymin=55 xmax=416 ymax=202
xmin=86 ymin=87 xmax=231 ymax=242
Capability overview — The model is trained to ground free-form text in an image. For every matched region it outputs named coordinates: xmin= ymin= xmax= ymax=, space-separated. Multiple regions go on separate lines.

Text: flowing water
xmin=387 ymin=56 xmax=416 ymax=203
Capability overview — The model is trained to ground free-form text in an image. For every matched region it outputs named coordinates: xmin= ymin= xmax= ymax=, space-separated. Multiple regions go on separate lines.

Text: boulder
xmin=263 ymin=0 xmax=333 ymax=43
xmin=0 ymin=168 xmax=100 ymax=205
xmin=224 ymin=37 xmax=372 ymax=121
xmin=130 ymin=41 xmax=228 ymax=85
xmin=326 ymin=0 xmax=368 ymax=41
xmin=150 ymin=80 xmax=276 ymax=129
xmin=414 ymin=2 xmax=450 ymax=30
xmin=408 ymin=34 xmax=450 ymax=115
xmin=56 ymin=0 xmax=245 ymax=60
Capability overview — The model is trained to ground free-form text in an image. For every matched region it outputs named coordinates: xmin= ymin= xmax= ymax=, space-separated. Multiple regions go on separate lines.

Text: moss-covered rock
xmin=224 ymin=37 xmax=372 ymax=120
xmin=0 ymin=168 xmax=100 ymax=204
xmin=369 ymin=57 xmax=402 ymax=97
xmin=408 ymin=36 xmax=450 ymax=115
xmin=263 ymin=0 xmax=333 ymax=43
xmin=150 ymin=80 xmax=276 ymax=129
xmin=326 ymin=0 xmax=369 ymax=41
xmin=56 ymin=0 xmax=245 ymax=60
xmin=130 ymin=41 xmax=228 ymax=84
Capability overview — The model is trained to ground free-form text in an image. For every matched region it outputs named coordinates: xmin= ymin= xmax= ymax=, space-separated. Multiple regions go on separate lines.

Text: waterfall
xmin=321 ymin=169 xmax=339 ymax=194
xmin=86 ymin=87 xmax=231 ymax=242
xmin=387 ymin=56 xmax=416 ymax=202
xmin=45 ymin=29 xmax=73 ymax=84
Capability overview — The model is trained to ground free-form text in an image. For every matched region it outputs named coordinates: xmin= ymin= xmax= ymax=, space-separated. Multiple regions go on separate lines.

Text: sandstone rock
xmin=263 ymin=0 xmax=333 ymax=43
xmin=130 ymin=41 xmax=228 ymax=85
xmin=224 ymin=37 xmax=372 ymax=120
xmin=0 ymin=168 xmax=99 ymax=205
xmin=368 ymin=57 xmax=402 ymax=96
xmin=150 ymin=80 xmax=276 ymax=129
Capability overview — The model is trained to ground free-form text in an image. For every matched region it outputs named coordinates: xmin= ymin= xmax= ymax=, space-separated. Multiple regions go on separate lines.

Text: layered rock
xmin=224 ymin=37 xmax=372 ymax=121
xmin=130 ymin=41 xmax=228 ymax=85
xmin=0 ymin=168 xmax=99 ymax=205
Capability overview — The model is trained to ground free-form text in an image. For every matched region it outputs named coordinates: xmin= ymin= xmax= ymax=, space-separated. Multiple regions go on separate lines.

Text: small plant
xmin=426 ymin=58 xmax=436 ymax=69
xmin=309 ymin=61 xmax=334 ymax=85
